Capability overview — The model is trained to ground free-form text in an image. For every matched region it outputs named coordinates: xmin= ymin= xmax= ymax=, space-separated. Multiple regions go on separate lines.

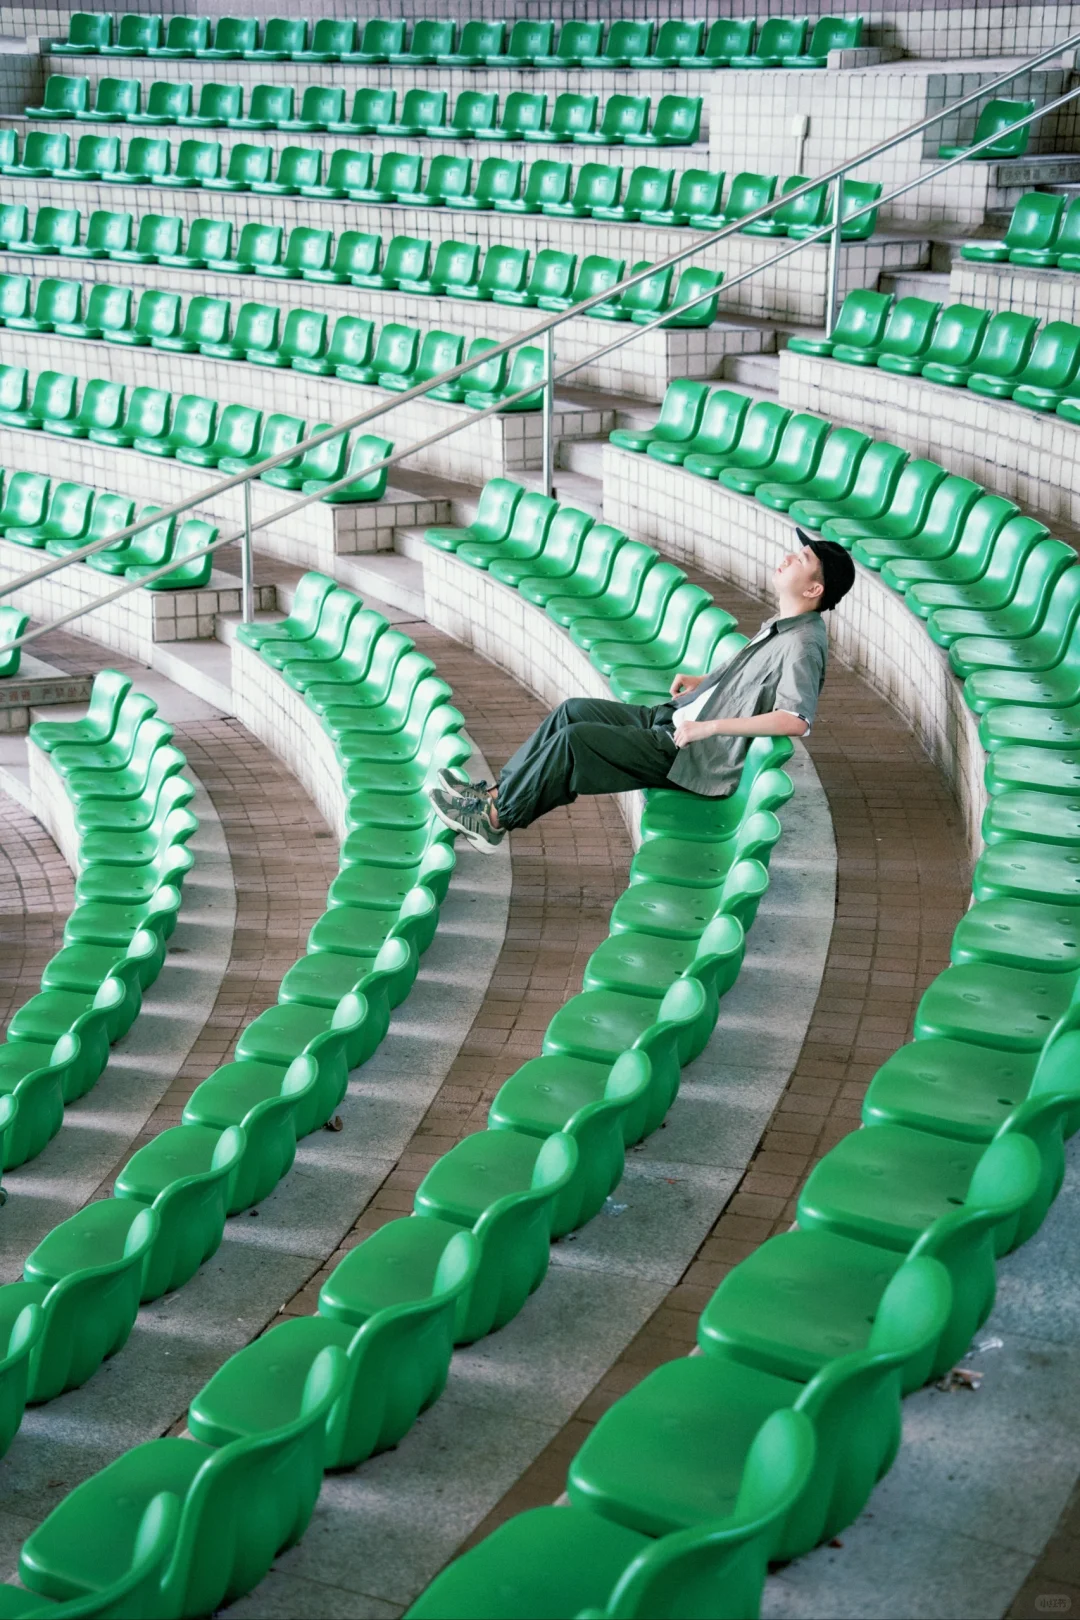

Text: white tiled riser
xmin=781 ymin=347 xmax=1080 ymax=532
xmin=0 ymin=420 xmax=452 ymax=575
xmin=600 ymin=442 xmax=986 ymax=857
xmin=0 ymin=266 xmax=773 ymax=402
xmin=711 ymin=66 xmax=1078 ymax=228
xmin=424 ymin=541 xmax=648 ymax=847
xmin=0 ymin=183 xmax=929 ymax=326
xmin=232 ymin=636 xmax=348 ymax=842
xmin=950 ymin=260 xmax=1080 ymax=324
xmin=27 ymin=730 xmax=77 ymax=866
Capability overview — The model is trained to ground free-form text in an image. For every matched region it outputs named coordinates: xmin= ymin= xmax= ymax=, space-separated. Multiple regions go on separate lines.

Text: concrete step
xmin=151 ymin=639 xmax=234 ymax=714
xmin=557 ymin=439 xmax=606 ymax=478
xmin=0 ymin=733 xmax=31 ymax=811
xmin=333 ymin=553 xmax=426 ymax=620
xmin=395 ymin=526 xmax=429 ymax=563
xmin=722 ymin=353 xmax=781 ymax=394
xmin=877 ymin=269 xmax=952 ymax=299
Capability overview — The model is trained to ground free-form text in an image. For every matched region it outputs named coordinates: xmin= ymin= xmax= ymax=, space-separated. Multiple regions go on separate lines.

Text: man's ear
xmin=804 ymin=576 xmax=825 ymax=603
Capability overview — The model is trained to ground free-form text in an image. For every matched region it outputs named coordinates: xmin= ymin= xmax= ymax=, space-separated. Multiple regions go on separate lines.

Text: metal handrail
xmin=0 ymin=29 xmax=1077 ymax=654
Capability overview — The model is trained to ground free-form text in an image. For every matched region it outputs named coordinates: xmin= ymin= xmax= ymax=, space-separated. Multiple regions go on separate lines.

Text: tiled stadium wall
xmin=27 ymin=731 xmax=78 ymax=867
xmin=950 ymin=261 xmax=1080 ymax=324
xmin=600 ymin=440 xmax=987 ymax=854
xmin=780 ymin=345 xmax=1080 ymax=532
xmin=712 ymin=67 xmax=1080 ymax=228
xmin=13 ymin=4 xmax=1080 ymax=59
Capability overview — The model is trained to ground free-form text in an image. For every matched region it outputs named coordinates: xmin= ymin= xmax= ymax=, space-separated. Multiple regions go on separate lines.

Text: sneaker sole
xmin=428 ymin=791 xmax=505 ymax=855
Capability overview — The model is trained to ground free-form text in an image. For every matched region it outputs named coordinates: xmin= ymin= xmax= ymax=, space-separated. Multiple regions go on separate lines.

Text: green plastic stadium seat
xmin=593 ymin=166 xmax=674 ymax=224
xmin=627 ymin=95 xmax=703 ymax=148
xmin=486 ymin=91 xmax=548 ymax=142
xmin=0 ymin=273 xmax=29 ymax=324
xmin=859 ymin=296 xmax=943 ymax=370
xmin=464 ymin=346 xmax=546 ymax=412
xmin=731 ymin=17 xmax=810 ymax=66
xmin=439 ymin=20 xmax=506 ymax=67
xmin=0 ymin=365 xmax=29 ymax=425
xmin=637 ymin=19 xmax=706 ymax=67
xmin=647 ymin=387 xmax=752 ymax=468
xmin=118 ymin=213 xmax=189 ymax=268
xmin=583 ymin=20 xmax=654 ymax=68
xmin=100 ymin=15 xmax=160 ymax=56
xmin=1006 ymin=322 xmax=1080 ymax=410
xmin=413 ymin=240 xmax=480 ymax=297
xmin=266 ymin=226 xmax=332 ymax=280
xmin=447 ymin=90 xmax=498 ymax=140
xmin=611 ymin=380 xmax=710 ymax=454
xmin=390 ymin=20 xmax=455 ymax=65
xmin=55 ymin=132 xmax=119 ymax=180
xmin=281 ymin=86 xmax=346 ymax=135
xmin=719 ymin=412 xmax=832 ymax=499
xmin=350 ymin=151 xmax=423 ymax=205
xmin=200 ymin=298 xmax=278 ymax=361
xmin=341 ymin=17 xmax=405 ymax=65
xmin=962 ymin=192 xmax=1066 ymax=265
xmin=55 ymin=12 xmax=114 ymax=54
xmin=152 ymin=137 xmax=221 ymax=187
xmin=206 ymin=221 xmax=283 ymax=274
xmin=88 ymin=384 xmax=170 ymax=448
xmin=1046 ymin=199 xmax=1080 ymax=271
xmin=322 ymin=317 xmax=374 ymax=384
xmin=149 ymin=17 xmax=211 ymax=58
xmin=56 ymin=283 xmax=132 ymax=342
xmin=138 ymin=392 xmax=216 ymax=460
xmin=499 ymin=160 xmax=572 ymax=216
xmin=533 ymin=21 xmax=602 ymax=68
xmin=221 ymin=411 xmax=306 ymax=478
xmin=228 ymin=83 xmax=293 ymax=130
xmin=27 ymin=74 xmax=89 ymax=119
xmin=604 ymin=259 xmax=672 ymax=322
xmin=5 ymin=479 xmax=94 ymax=550
xmin=541 ymin=252 xmax=624 ymax=314
xmin=304 ymin=433 xmax=392 ymax=504
xmin=250 ymin=145 xmax=321 ymax=197
xmin=19 ymin=370 xmax=80 ymax=433
xmin=61 ymin=206 xmax=132 ymax=259
xmin=5 ymin=276 xmax=80 ymax=334
xmin=787 ymin=15 xmax=864 ymax=66
xmin=527 ymin=92 xmax=597 ymax=144
xmin=758 ymin=425 xmax=872 ymax=513
xmin=939 ymin=98 xmax=1036 ymax=160
xmin=0 ymin=471 xmax=48 ymax=534
xmin=544 ymin=162 xmax=623 ymax=218
xmin=177 ymin=82 xmax=243 ymax=128
xmin=426 ymin=479 xmax=525 ymax=555
xmin=684 ymin=399 xmax=793 ymax=481
xmin=0 ymin=204 xmax=28 ymax=248
xmin=578 ymin=94 xmax=651 ymax=146
xmin=300 ymin=230 xmax=379 ymax=287
xmin=639 ymin=168 xmax=723 ymax=228
xmin=293 ymin=19 xmax=357 ymax=63
xmin=397 ymin=153 xmax=472 ymax=209
xmin=924 ymin=309 xmax=1039 ymax=389
xmin=824 ymin=177 xmax=884 ymax=241
xmin=379 ymin=87 xmax=446 ymax=138
xmin=708 ymin=171 xmax=779 ymax=229
xmin=102 ymin=134 xmax=171 ymax=185
xmin=125 ymin=80 xmax=192 ymax=125
xmin=404 ymin=1414 xmax=815 ymax=1620
xmin=104 ymin=286 xmax=180 ymax=346
xmin=177 ymin=402 xmax=261 ymax=468
xmin=494 ymin=20 xmax=554 ymax=66
xmin=243 ymin=18 xmax=308 ymax=62
xmin=298 ymin=149 xmax=372 ymax=202
xmin=329 ymin=88 xmax=395 ymax=137
xmin=694 ymin=18 xmax=756 ymax=65
xmin=199 ymin=140 xmax=271 ymax=192
xmin=201 ymin=17 xmax=259 ymax=60
xmin=460 ymin=156 xmax=523 ymax=212
xmin=48 ymin=377 xmax=125 ymax=440
xmin=5 ymin=132 xmax=69 ymax=179
xmin=788 ymin=288 xmax=892 ymax=358
xmin=656 ymin=267 xmax=724 ymax=327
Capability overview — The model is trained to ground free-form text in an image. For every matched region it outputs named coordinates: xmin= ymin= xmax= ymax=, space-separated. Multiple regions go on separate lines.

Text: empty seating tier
xmin=50 ymin=15 xmax=864 ymax=71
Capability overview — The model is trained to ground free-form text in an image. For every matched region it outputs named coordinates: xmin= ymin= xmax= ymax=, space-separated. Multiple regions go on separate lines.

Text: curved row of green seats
xmin=28 ymin=77 xmax=704 ymax=149
xmin=2 ymin=510 xmax=793 ymax=1616
xmin=542 ymin=386 xmax=1080 ymax=1611
xmin=407 ymin=429 xmax=1080 ymax=1613
xmin=0 ymin=466 xmax=216 ymax=587
xmin=0 ymin=588 xmax=470 ymax=1498
xmin=791 ymin=287 xmax=1080 ymax=420
xmin=962 ymin=189 xmax=1080 ymax=269
xmin=0 ymin=675 xmax=194 ymax=1201
xmin=0 ymin=360 xmax=397 ymax=501
xmin=0 ymin=132 xmax=883 ymax=238
xmin=51 ymin=15 xmax=862 ymax=70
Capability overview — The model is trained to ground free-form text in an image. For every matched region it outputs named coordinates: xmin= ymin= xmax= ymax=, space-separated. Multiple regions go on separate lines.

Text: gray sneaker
xmin=436 ymin=766 xmax=489 ymax=798
xmin=428 ymin=786 xmax=506 ymax=854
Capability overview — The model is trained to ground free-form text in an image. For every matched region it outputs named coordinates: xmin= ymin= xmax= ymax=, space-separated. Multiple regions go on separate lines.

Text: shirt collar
xmin=760 ymin=611 xmax=825 ymax=636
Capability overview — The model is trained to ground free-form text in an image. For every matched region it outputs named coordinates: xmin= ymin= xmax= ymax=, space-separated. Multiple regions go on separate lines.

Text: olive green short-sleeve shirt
xmin=666 ymin=610 xmax=828 ymax=798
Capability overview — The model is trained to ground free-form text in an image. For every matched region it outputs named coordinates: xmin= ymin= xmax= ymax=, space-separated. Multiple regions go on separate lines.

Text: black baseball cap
xmin=796 ymin=528 xmax=856 ymax=612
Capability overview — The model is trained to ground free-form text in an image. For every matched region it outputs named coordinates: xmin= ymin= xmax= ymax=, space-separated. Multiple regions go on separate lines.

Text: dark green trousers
xmin=495 ymin=697 xmax=680 ymax=831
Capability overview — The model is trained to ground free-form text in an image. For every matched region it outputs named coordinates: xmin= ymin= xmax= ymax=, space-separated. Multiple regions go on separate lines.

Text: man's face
xmin=774 ymin=544 xmax=825 ymax=605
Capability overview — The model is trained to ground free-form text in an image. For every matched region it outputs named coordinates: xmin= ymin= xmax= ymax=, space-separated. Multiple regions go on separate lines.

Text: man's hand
xmin=669 ymin=672 xmax=703 ymax=698
xmin=673 ymin=717 xmax=712 ymax=748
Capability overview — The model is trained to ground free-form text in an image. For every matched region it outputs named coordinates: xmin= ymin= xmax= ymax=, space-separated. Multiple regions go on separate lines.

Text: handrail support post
xmin=541 ymin=325 xmax=556 ymax=499
xmin=825 ymin=171 xmax=845 ymax=338
xmin=241 ymin=480 xmax=254 ymax=625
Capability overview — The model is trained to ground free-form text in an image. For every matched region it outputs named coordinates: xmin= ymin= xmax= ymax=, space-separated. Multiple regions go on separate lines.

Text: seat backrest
xmin=0 ymin=205 xmax=28 ymax=247
xmin=383 ymin=236 xmax=429 ymax=281
xmin=755 ymin=16 xmax=809 ymax=56
xmin=235 ymin=223 xmax=282 ymax=268
xmin=456 ymin=20 xmax=506 ymax=56
xmin=161 ymin=16 xmax=210 ymax=51
xmin=281 ymin=308 xmax=328 ymax=359
xmin=375 ymin=151 xmax=422 ymax=194
xmin=328 ymin=314 xmax=375 ymax=367
xmin=284 ymin=227 xmax=332 ymax=271
xmin=196 ymin=82 xmax=242 ymax=120
xmin=624 ymin=166 xmax=673 ymax=213
xmin=599 ymin=93 xmax=649 ymax=139
xmin=922 ymin=302 xmax=991 ymax=367
xmin=400 ymin=87 xmax=446 ymax=127
xmin=501 ymin=91 xmax=547 ymax=134
xmin=258 ymin=18 xmax=308 ymax=54
xmin=175 ymin=138 xmax=221 ymax=181
xmin=31 ymin=370 xmax=78 ymax=421
xmin=0 ymin=274 xmax=29 ymax=321
xmin=171 ymin=394 xmax=217 ymax=446
xmin=308 ymin=19 xmax=357 ymax=54
xmin=451 ymin=90 xmax=498 ymax=132
xmin=573 ymin=253 xmax=625 ymax=300
xmin=549 ymin=91 xmax=598 ymax=137
xmin=832 ymin=288 xmax=893 ymax=347
xmin=478 ymin=243 xmax=528 ymax=293
xmin=211 ymin=17 xmax=257 ymax=53
xmin=505 ymin=20 xmax=553 ymax=59
xmin=605 ymin=19 xmax=653 ymax=58
xmin=256 ymin=412 xmax=305 ymax=459
xmin=523 ymin=160 xmax=572 ymax=209
xmin=427 ymin=153 xmax=471 ymax=199
xmin=431 ymin=240 xmax=479 ymax=286
xmin=210 ymin=403 xmax=261 ymax=458
xmin=725 ymin=171 xmax=778 ymax=218
xmin=32 ymin=206 xmax=80 ymax=249
xmin=407 ymin=19 xmax=455 ymax=57
xmin=276 ymin=145 xmax=321 ymax=187
xmin=66 ymin=12 xmax=113 ymax=49
xmin=554 ymin=20 xmax=602 ymax=58
xmin=473 ymin=157 xmax=522 ymax=206
xmin=653 ymin=19 xmax=705 ymax=59
xmin=298 ymin=85 xmax=344 ymax=124
xmin=970 ymin=310 xmax=1040 ymax=374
